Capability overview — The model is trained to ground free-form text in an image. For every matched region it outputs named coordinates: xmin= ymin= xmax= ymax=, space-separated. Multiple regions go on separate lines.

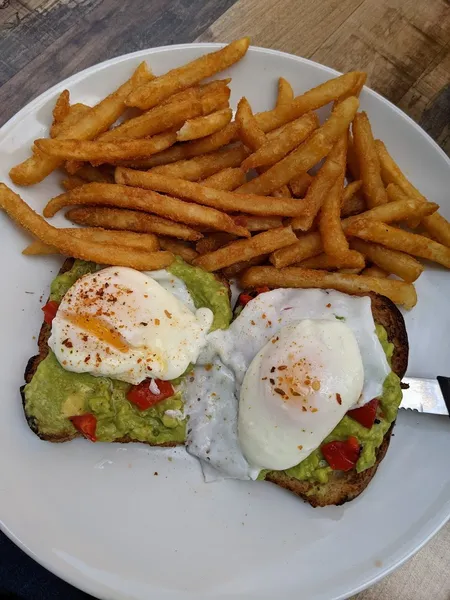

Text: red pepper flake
xmin=274 ymin=388 xmax=286 ymax=396
xmin=298 ymin=445 xmax=303 ymax=450
xmin=262 ymin=377 xmax=267 ymax=381
xmin=261 ymin=313 xmax=266 ymax=319
xmin=250 ymin=320 xmax=256 ymax=326
xmin=154 ymin=318 xmax=160 ymax=326
xmin=278 ymin=365 xmax=287 ymax=371
xmin=336 ymin=393 xmax=342 ymax=405
xmin=326 ymin=303 xmax=331 ymax=308
xmin=84 ymin=354 xmax=91 ymax=364
xmin=270 ymin=378 xmax=275 ymax=385
xmin=164 ymin=310 xmax=172 ymax=319
xmin=311 ymin=407 xmax=318 ymax=413
xmin=270 ymin=366 xmax=276 ymax=373
xmin=302 ymin=406 xmax=307 ymax=412
xmin=62 ymin=338 xmax=73 ymax=348
xmin=205 ymin=364 xmax=213 ymax=371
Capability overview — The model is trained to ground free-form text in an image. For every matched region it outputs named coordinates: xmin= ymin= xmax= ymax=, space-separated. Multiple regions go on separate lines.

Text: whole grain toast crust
xmin=265 ymin=291 xmax=408 ymax=507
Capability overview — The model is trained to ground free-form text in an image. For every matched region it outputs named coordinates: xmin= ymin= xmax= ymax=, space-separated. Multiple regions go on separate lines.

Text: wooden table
xmin=0 ymin=1 xmax=449 ymax=599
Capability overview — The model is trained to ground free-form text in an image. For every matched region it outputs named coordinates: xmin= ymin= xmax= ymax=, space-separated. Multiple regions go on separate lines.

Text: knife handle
xmin=437 ymin=376 xmax=450 ymax=419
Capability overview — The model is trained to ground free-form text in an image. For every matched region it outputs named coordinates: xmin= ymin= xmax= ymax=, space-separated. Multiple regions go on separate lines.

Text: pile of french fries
xmin=1 ymin=37 xmax=449 ymax=309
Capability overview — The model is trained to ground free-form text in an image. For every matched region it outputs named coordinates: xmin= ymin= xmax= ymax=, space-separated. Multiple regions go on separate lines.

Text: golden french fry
xmin=126 ymin=38 xmax=250 ymax=110
xmin=361 ymin=265 xmax=388 ymax=278
xmin=341 ymin=181 xmax=364 ymax=217
xmin=272 ymin=184 xmax=293 ymax=198
xmin=176 ymin=108 xmax=232 ymax=142
xmin=23 ymin=228 xmax=160 ymax=255
xmin=35 ymin=132 xmax=178 ymax=163
xmin=158 ymin=237 xmax=198 ymax=263
xmin=289 ymin=173 xmax=313 ymax=199
xmin=52 ymin=90 xmax=70 ymax=126
xmin=234 ymin=215 xmax=284 ymax=231
xmin=241 ymin=113 xmax=319 ymax=171
xmin=297 ymin=252 xmax=365 ymax=270
xmin=0 ymin=184 xmax=173 ymax=270
xmin=197 ymin=79 xmax=231 ymax=114
xmin=271 ymin=197 xmax=439 ymax=268
xmin=44 ymin=183 xmax=250 ymax=238
xmin=66 ymin=206 xmax=202 ymax=241
xmin=61 ymin=176 xmax=87 ymax=191
xmin=9 ymin=62 xmax=153 ymax=186
xmin=346 ymin=132 xmax=360 ymax=180
xmin=222 ymin=254 xmax=269 ymax=278
xmin=352 ymin=112 xmax=388 ymax=208
xmin=196 ymin=233 xmax=236 ymax=255
xmin=149 ymin=146 xmax=249 ymax=181
xmin=200 ymin=168 xmax=245 ymax=191
xmin=235 ymin=97 xmax=267 ymax=150
xmin=236 ymin=97 xmax=359 ymax=196
xmin=240 ymin=266 xmax=417 ymax=309
xmin=346 ymin=220 xmax=450 ymax=269
xmin=350 ymin=238 xmax=423 ymax=282
xmin=51 ymin=103 xmax=91 ymax=138
xmin=276 ymin=77 xmax=294 ymax=106
xmin=115 ymin=168 xmax=307 ymax=217
xmin=376 ymin=140 xmax=450 ymax=247
xmin=193 ymin=226 xmax=297 ymax=272
xmin=96 ymin=92 xmax=202 ymax=142
xmin=72 ymin=164 xmax=114 ymax=184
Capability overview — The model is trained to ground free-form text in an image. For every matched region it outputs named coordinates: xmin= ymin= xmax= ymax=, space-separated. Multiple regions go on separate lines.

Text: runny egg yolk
xmin=61 ymin=312 xmax=130 ymax=354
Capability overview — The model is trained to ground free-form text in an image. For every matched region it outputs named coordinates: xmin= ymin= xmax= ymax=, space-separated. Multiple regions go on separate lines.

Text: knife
xmin=400 ymin=376 xmax=450 ymax=417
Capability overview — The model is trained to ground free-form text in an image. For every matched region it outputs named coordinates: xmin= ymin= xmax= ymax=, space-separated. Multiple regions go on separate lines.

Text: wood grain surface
xmin=0 ymin=1 xmax=449 ymax=600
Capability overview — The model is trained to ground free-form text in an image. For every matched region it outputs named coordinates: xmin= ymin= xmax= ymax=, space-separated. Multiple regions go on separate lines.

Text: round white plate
xmin=0 ymin=44 xmax=449 ymax=600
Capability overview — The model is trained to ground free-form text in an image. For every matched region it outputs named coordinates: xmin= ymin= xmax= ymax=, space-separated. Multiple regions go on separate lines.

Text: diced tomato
xmin=238 ymin=286 xmax=270 ymax=306
xmin=42 ymin=300 xmax=59 ymax=325
xmin=127 ymin=379 xmax=174 ymax=410
xmin=347 ymin=398 xmax=379 ymax=429
xmin=321 ymin=436 xmax=361 ymax=471
xmin=69 ymin=413 xmax=97 ymax=442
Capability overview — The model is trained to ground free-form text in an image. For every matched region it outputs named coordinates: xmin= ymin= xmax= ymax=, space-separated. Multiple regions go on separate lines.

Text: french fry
xmin=376 ymin=140 xmax=450 ymax=247
xmin=222 ymin=254 xmax=269 ymax=278
xmin=61 ymin=176 xmax=87 ymax=191
xmin=193 ymin=226 xmax=297 ymax=272
xmin=276 ymin=77 xmax=294 ymax=106
xmin=50 ymin=103 xmax=91 ymax=138
xmin=115 ymin=168 xmax=307 ymax=217
xmin=149 ymin=146 xmax=249 ymax=181
xmin=289 ymin=172 xmax=313 ymax=198
xmin=271 ymin=198 xmax=439 ymax=268
xmin=297 ymin=252 xmax=366 ymax=270
xmin=346 ymin=220 xmax=450 ymax=269
xmin=236 ymin=97 xmax=359 ymax=196
xmin=352 ymin=112 xmax=388 ymax=208
xmin=9 ymin=62 xmax=153 ymax=186
xmin=319 ymin=134 xmax=363 ymax=266
xmin=0 ymin=184 xmax=173 ymax=271
xmin=44 ymin=183 xmax=250 ymax=238
xmin=52 ymin=90 xmax=70 ymax=126
xmin=96 ymin=92 xmax=202 ymax=142
xmin=239 ymin=266 xmax=417 ymax=309
xmin=176 ymin=108 xmax=232 ymax=142
xmin=346 ymin=132 xmax=360 ymax=180
xmin=341 ymin=180 xmax=364 ymax=217
xmin=66 ymin=206 xmax=202 ymax=241
xmin=350 ymin=238 xmax=423 ymax=282
xmin=234 ymin=215 xmax=284 ymax=231
xmin=241 ymin=113 xmax=319 ymax=171
xmin=235 ymin=97 xmax=267 ymax=149
xmin=272 ymin=185 xmax=293 ymax=198
xmin=126 ymin=38 xmax=250 ymax=110
xmin=158 ymin=237 xmax=198 ymax=263
xmin=72 ymin=164 xmax=114 ymax=184
xmin=361 ymin=265 xmax=388 ymax=278
xmin=200 ymin=168 xmax=245 ymax=191
xmin=23 ymin=228 xmax=160 ymax=255
xmin=196 ymin=233 xmax=236 ymax=255
xmin=35 ymin=132 xmax=178 ymax=163
xmin=197 ymin=79 xmax=231 ymax=114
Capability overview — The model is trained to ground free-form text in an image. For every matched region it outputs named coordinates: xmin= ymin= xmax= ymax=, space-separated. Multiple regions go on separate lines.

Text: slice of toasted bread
xmin=265 ymin=291 xmax=408 ymax=506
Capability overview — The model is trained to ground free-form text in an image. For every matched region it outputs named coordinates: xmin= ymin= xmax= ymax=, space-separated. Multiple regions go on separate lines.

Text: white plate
xmin=0 ymin=44 xmax=449 ymax=600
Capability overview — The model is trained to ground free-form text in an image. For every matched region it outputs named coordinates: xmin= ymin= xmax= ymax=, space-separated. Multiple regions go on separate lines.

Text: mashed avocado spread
xmin=24 ymin=258 xmax=231 ymax=443
xmin=261 ymin=324 xmax=402 ymax=484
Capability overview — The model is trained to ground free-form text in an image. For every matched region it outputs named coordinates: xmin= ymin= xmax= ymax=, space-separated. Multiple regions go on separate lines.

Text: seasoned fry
xmin=200 ymin=168 xmax=245 ymax=191
xmin=297 ymin=252 xmax=365 ymax=270
xmin=198 ymin=79 xmax=232 ymax=114
xmin=9 ymin=62 xmax=153 ymax=186
xmin=352 ymin=112 xmax=388 ymax=208
xmin=350 ymin=238 xmax=423 ymax=282
xmin=289 ymin=173 xmax=313 ymax=198
xmin=236 ymin=97 xmax=267 ymax=149
xmin=196 ymin=233 xmax=236 ymax=255
xmin=115 ymin=168 xmax=307 ymax=217
xmin=346 ymin=220 xmax=450 ymax=269
xmin=158 ymin=237 xmax=198 ymax=263
xmin=66 ymin=206 xmax=202 ymax=241
xmin=50 ymin=103 xmax=91 ymax=138
xmin=222 ymin=254 xmax=269 ymax=278
xmin=0 ymin=184 xmax=173 ymax=271
xmin=376 ymin=140 xmax=450 ymax=247
xmin=346 ymin=132 xmax=360 ymax=180
xmin=96 ymin=93 xmax=202 ymax=142
xmin=361 ymin=265 xmax=388 ymax=278
xmin=276 ymin=77 xmax=294 ymax=106
xmin=341 ymin=180 xmax=364 ymax=217
xmin=241 ymin=113 xmax=319 ymax=171
xmin=176 ymin=108 xmax=232 ymax=142
xmin=193 ymin=226 xmax=297 ymax=272
xmin=236 ymin=97 xmax=359 ymax=196
xmin=234 ymin=215 xmax=284 ymax=231
xmin=35 ymin=132 xmax=178 ymax=162
xmin=126 ymin=38 xmax=250 ymax=109
xmin=52 ymin=90 xmax=70 ymax=126
xmin=149 ymin=146 xmax=249 ymax=181
xmin=240 ymin=266 xmax=417 ymax=309
xmin=23 ymin=228 xmax=160 ymax=255
xmin=271 ymin=198 xmax=439 ymax=268
xmin=44 ymin=183 xmax=250 ymax=238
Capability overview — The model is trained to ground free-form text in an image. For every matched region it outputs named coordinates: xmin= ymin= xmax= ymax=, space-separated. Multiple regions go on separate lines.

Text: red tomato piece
xmin=347 ymin=398 xmax=379 ymax=429
xmin=238 ymin=286 xmax=270 ymax=306
xmin=42 ymin=300 xmax=59 ymax=325
xmin=69 ymin=413 xmax=97 ymax=442
xmin=321 ymin=436 xmax=361 ymax=471
xmin=127 ymin=379 xmax=174 ymax=410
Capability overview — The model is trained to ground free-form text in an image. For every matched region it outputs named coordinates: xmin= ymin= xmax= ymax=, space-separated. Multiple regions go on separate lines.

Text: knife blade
xmin=400 ymin=376 xmax=450 ymax=417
